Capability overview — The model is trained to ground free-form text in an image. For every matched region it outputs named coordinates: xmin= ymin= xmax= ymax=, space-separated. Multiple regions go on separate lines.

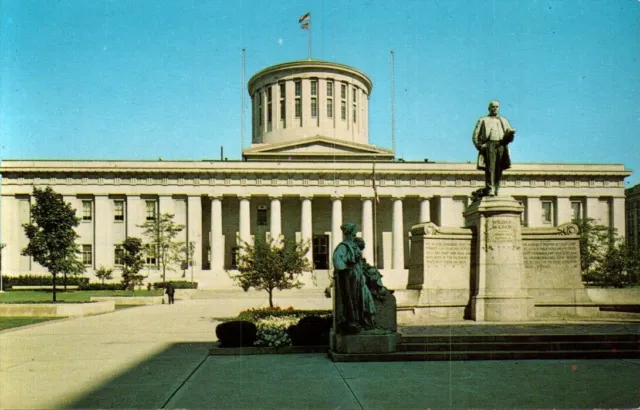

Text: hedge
xmin=79 ymin=283 xmax=125 ymax=291
xmin=152 ymin=281 xmax=198 ymax=290
xmin=2 ymin=275 xmax=90 ymax=289
xmin=237 ymin=307 xmax=332 ymax=322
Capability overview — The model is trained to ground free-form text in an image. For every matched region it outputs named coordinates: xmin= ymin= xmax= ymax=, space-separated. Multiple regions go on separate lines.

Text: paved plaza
xmin=0 ymin=296 xmax=638 ymax=409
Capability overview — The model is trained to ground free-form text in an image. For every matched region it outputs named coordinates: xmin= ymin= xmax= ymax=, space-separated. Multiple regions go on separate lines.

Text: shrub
xmin=153 ymin=281 xmax=198 ymax=290
xmin=215 ymin=321 xmax=257 ymax=347
xmin=237 ymin=307 xmax=331 ymax=322
xmin=79 ymin=283 xmax=124 ymax=291
xmin=288 ymin=316 xmax=332 ymax=346
xmin=3 ymin=275 xmax=89 ymax=289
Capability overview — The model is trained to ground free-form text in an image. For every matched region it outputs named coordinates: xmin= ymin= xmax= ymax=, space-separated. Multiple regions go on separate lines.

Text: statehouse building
xmin=0 ymin=60 xmax=631 ymax=289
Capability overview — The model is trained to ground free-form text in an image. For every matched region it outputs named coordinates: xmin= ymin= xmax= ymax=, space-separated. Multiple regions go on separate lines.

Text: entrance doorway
xmin=312 ymin=235 xmax=329 ymax=269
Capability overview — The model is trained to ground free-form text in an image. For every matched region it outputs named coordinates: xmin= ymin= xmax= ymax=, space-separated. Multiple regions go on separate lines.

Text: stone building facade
xmin=626 ymin=183 xmax=640 ymax=250
xmin=0 ymin=60 xmax=631 ymax=289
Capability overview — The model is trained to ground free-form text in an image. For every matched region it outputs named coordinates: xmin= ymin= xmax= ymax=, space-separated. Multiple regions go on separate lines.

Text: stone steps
xmin=329 ymin=333 xmax=640 ymax=362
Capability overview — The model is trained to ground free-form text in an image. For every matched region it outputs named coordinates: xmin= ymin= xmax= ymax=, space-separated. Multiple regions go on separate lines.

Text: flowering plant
xmin=254 ymin=315 xmax=299 ymax=347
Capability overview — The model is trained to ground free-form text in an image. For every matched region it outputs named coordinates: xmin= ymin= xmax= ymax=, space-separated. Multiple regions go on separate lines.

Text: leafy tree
xmin=21 ymin=186 xmax=85 ymax=302
xmin=576 ymin=217 xmax=640 ymax=287
xmin=95 ymin=266 xmax=114 ymax=285
xmin=233 ymin=236 xmax=312 ymax=307
xmin=139 ymin=213 xmax=185 ymax=283
xmin=120 ymin=237 xmax=146 ymax=291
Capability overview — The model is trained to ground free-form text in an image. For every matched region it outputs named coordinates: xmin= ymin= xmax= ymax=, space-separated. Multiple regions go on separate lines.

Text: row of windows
xmin=256 ymin=79 xmax=360 ymax=128
xmin=83 ymin=244 xmax=157 ymax=267
xmin=78 ymin=199 xmax=156 ymax=222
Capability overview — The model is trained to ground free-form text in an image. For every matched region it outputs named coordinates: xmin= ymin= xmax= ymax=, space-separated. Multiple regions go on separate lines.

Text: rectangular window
xmin=257 ymin=206 xmax=267 ymax=226
xmin=341 ymin=83 xmax=346 ymax=99
xmin=82 ymin=244 xmax=92 ymax=265
xmin=542 ymin=201 xmax=553 ymax=225
xmin=145 ymin=255 xmax=157 ymax=265
xmin=310 ymin=80 xmax=317 ymax=96
xmin=279 ymin=83 xmax=285 ymax=99
xmin=571 ymin=201 xmax=583 ymax=221
xmin=267 ymin=104 xmax=273 ymax=131
xmin=231 ymin=246 xmax=239 ymax=268
xmin=326 ymin=81 xmax=333 ymax=97
xmin=353 ymin=87 xmax=357 ymax=103
xmin=327 ymin=98 xmax=333 ymax=118
xmin=295 ymin=80 xmax=301 ymax=96
xmin=114 ymin=200 xmax=124 ymax=221
xmin=279 ymin=83 xmax=286 ymax=122
xmin=258 ymin=94 xmax=263 ymax=126
xmin=295 ymin=98 xmax=302 ymax=118
xmin=341 ymin=101 xmax=346 ymax=120
xmin=145 ymin=200 xmax=157 ymax=221
xmin=114 ymin=245 xmax=124 ymax=265
xmin=82 ymin=200 xmax=92 ymax=221
xmin=311 ymin=97 xmax=317 ymax=118
xmin=353 ymin=106 xmax=356 ymax=123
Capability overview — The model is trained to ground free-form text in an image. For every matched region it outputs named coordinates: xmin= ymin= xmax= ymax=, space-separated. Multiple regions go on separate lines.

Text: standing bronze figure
xmin=472 ymin=100 xmax=516 ymax=197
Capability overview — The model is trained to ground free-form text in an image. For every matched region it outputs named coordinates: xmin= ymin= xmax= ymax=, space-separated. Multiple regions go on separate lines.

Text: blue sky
xmin=1 ymin=0 xmax=639 ymax=185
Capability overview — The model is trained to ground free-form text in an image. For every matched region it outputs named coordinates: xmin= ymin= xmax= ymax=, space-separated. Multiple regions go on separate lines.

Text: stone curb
xmin=209 ymin=345 xmax=328 ymax=355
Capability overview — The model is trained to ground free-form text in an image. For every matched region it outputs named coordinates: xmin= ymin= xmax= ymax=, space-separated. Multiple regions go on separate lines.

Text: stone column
xmin=612 ymin=196 xmax=626 ymax=238
xmin=187 ymin=196 xmax=203 ymax=271
xmin=238 ymin=195 xmax=251 ymax=246
xmin=159 ymin=195 xmax=173 ymax=216
xmin=464 ymin=197 xmax=533 ymax=322
xmin=392 ymin=196 xmax=405 ymax=269
xmin=585 ymin=197 xmax=599 ymax=222
xmin=439 ymin=196 xmax=454 ymax=227
xmin=526 ymin=196 xmax=542 ymax=227
xmin=126 ymin=196 xmax=143 ymax=239
xmin=210 ymin=196 xmax=224 ymax=271
xmin=300 ymin=196 xmax=313 ymax=265
xmin=269 ymin=195 xmax=282 ymax=244
xmin=94 ymin=195 xmax=111 ymax=269
xmin=556 ymin=196 xmax=572 ymax=225
xmin=1 ymin=196 xmax=17 ymax=274
xmin=419 ymin=196 xmax=431 ymax=223
xmin=361 ymin=197 xmax=374 ymax=263
xmin=331 ymin=196 xmax=343 ymax=256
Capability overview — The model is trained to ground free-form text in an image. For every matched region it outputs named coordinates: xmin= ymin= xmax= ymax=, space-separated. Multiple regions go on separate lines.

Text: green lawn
xmin=0 ymin=290 xmax=163 ymax=303
xmin=0 ymin=316 xmax=61 ymax=331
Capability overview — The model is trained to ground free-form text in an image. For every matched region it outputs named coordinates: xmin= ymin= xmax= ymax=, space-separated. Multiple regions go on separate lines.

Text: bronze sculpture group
xmin=332 ymin=222 xmax=391 ymax=335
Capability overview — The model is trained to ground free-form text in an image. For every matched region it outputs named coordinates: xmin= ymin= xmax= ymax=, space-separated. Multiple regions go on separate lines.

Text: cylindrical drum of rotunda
xmin=464 ymin=197 xmax=534 ymax=321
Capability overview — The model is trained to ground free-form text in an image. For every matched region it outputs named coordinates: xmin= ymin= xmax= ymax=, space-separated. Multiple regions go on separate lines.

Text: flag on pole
xmin=300 ymin=22 xmax=309 ymax=30
xmin=298 ymin=12 xmax=310 ymax=23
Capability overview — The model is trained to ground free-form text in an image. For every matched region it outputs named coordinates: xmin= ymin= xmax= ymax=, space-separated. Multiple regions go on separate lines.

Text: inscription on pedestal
xmin=425 ymin=240 xmax=472 ymax=266
xmin=523 ymin=240 xmax=579 ymax=270
xmin=487 ymin=218 xmax=517 ymax=242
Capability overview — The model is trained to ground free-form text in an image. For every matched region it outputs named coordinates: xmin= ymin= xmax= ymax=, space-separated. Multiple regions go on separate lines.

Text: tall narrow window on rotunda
xmin=326 ymin=81 xmax=334 ymax=118
xmin=279 ymin=82 xmax=286 ymax=128
xmin=267 ymin=87 xmax=273 ymax=131
xmin=294 ymin=80 xmax=302 ymax=120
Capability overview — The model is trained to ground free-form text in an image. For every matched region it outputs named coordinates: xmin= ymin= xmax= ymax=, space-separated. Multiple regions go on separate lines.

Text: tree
xmin=120 ymin=237 xmax=146 ymax=291
xmin=233 ymin=236 xmax=312 ymax=307
xmin=576 ymin=217 xmax=640 ymax=287
xmin=95 ymin=266 xmax=114 ymax=285
xmin=139 ymin=213 xmax=185 ymax=283
xmin=21 ymin=186 xmax=85 ymax=302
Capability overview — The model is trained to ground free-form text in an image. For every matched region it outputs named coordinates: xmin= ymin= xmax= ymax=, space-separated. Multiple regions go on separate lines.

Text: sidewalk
xmin=1 ymin=299 xmax=638 ymax=409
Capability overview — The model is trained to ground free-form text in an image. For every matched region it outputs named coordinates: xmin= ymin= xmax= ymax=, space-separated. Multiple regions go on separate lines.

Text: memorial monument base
xmin=471 ymin=295 xmax=534 ymax=322
xmin=330 ymin=330 xmax=399 ymax=354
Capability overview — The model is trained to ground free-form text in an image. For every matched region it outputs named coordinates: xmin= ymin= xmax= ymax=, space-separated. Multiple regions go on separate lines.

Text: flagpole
xmin=391 ymin=49 xmax=396 ymax=157
xmin=241 ymin=48 xmax=246 ymax=153
xmin=308 ymin=18 xmax=312 ymax=60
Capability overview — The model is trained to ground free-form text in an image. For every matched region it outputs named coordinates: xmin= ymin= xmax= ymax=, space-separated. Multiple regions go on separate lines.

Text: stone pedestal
xmin=330 ymin=331 xmax=398 ymax=354
xmin=464 ymin=196 xmax=534 ymax=321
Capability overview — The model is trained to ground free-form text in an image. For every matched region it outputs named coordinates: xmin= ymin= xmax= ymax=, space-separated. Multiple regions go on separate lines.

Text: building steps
xmin=329 ymin=333 xmax=640 ymax=362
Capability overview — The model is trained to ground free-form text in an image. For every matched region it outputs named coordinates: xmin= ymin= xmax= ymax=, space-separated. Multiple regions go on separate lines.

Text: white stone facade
xmin=0 ymin=60 xmax=632 ymax=289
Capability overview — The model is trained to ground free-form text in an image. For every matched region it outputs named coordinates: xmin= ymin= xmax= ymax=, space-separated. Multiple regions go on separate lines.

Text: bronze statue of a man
xmin=472 ymin=100 xmax=516 ymax=197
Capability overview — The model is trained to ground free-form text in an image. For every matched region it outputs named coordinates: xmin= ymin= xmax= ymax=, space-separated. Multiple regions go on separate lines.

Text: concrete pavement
xmin=0 ymin=297 xmax=638 ymax=409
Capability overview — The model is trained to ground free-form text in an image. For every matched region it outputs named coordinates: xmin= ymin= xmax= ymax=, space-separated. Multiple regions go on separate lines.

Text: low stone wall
xmin=90 ymin=296 xmax=164 ymax=305
xmin=0 ymin=301 xmax=115 ymax=317
xmin=586 ymin=288 xmax=640 ymax=305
